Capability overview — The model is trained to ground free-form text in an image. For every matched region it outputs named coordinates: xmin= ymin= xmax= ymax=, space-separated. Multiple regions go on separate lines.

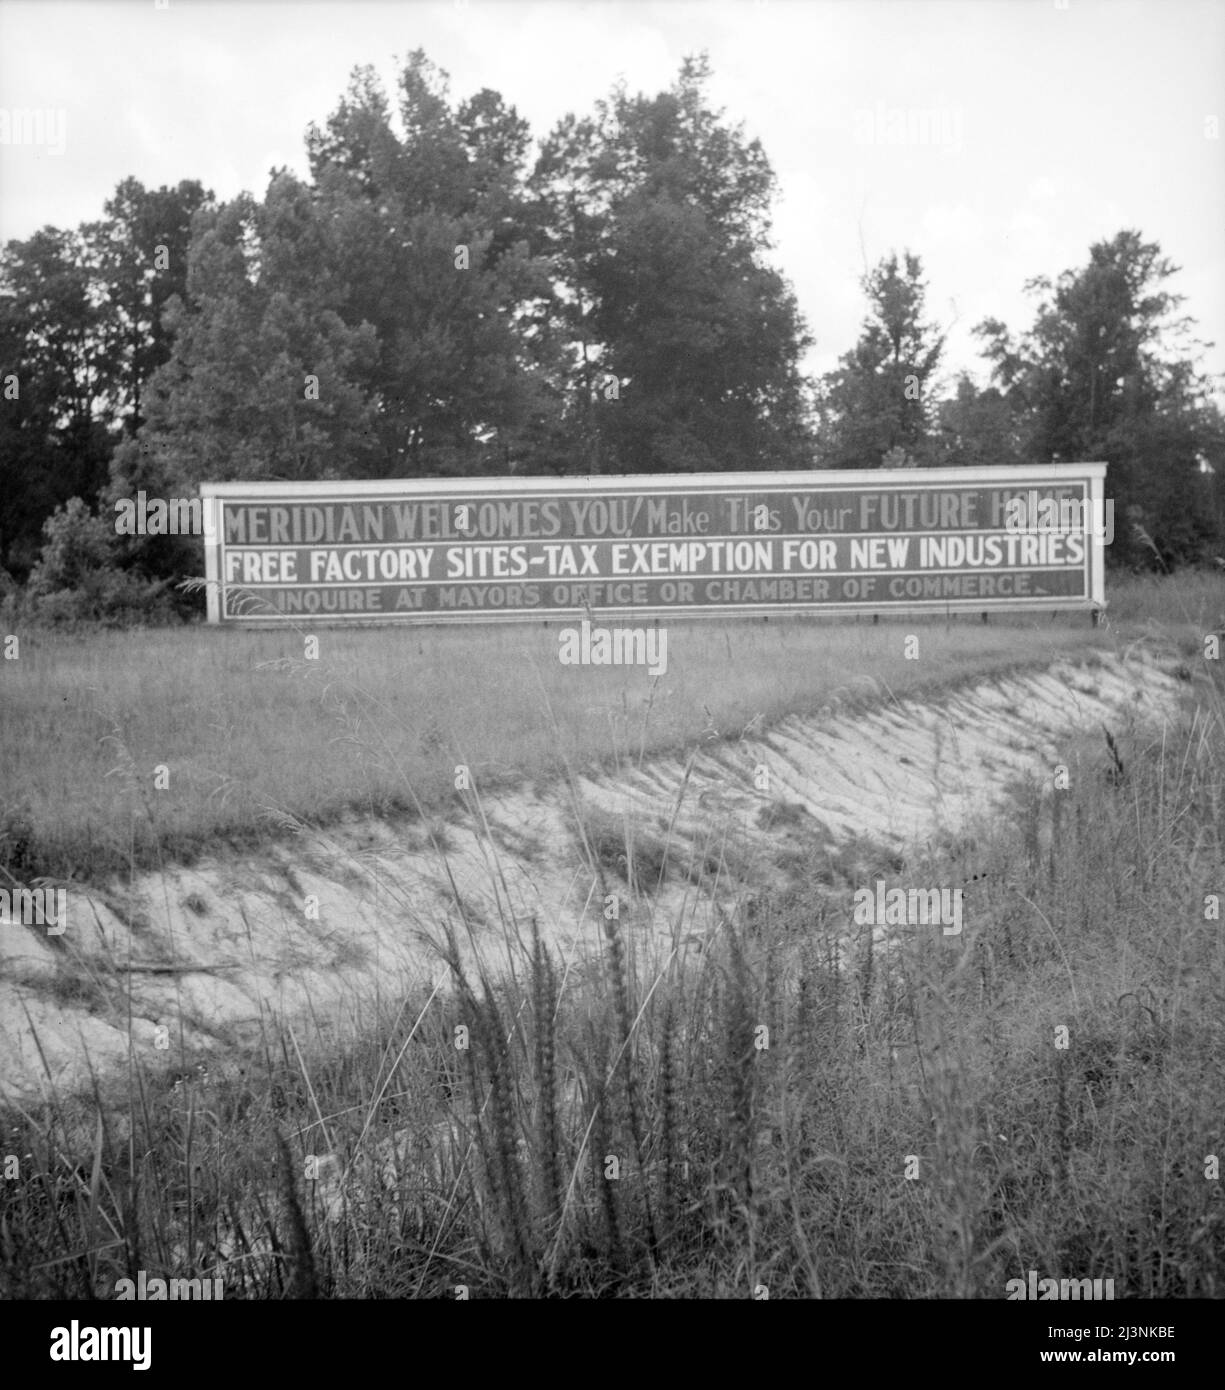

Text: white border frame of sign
xmin=200 ymin=463 xmax=1108 ymax=627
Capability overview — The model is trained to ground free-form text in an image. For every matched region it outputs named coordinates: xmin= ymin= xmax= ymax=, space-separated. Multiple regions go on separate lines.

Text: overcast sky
xmin=2 ymin=0 xmax=1222 ymax=398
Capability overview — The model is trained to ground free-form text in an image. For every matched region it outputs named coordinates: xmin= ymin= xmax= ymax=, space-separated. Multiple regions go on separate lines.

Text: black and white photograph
xmin=1 ymin=0 xmax=1223 ymax=1356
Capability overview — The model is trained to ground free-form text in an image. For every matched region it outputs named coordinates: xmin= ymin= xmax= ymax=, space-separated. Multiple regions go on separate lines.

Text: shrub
xmin=21 ymin=497 xmax=179 ymax=626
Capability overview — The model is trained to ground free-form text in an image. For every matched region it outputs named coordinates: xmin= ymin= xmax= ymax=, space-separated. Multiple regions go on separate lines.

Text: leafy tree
xmin=0 ymin=227 xmax=114 ymax=438
xmin=26 ymin=496 xmax=115 ymax=594
xmin=0 ymin=302 xmax=61 ymax=577
xmin=0 ymin=227 xmax=117 ymax=575
xmin=110 ymin=175 xmax=381 ymax=502
xmin=530 ymin=54 xmax=814 ymax=473
xmin=0 ymin=180 xmax=212 ymax=577
xmin=305 ymin=53 xmax=557 ymax=473
xmin=90 ymin=177 xmax=212 ymax=435
xmin=22 ymin=496 xmax=173 ymax=624
xmin=976 ymin=230 xmax=1224 ymax=565
xmin=816 ymin=251 xmax=944 ymax=469
xmin=929 ymin=373 xmax=1029 ymax=469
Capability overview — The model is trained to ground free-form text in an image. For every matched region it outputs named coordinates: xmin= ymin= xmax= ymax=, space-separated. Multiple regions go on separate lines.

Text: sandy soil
xmin=0 ymin=646 xmax=1186 ymax=1103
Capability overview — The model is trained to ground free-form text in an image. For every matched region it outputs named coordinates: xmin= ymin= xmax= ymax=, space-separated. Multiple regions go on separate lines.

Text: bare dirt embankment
xmin=0 ymin=646 xmax=1187 ymax=1103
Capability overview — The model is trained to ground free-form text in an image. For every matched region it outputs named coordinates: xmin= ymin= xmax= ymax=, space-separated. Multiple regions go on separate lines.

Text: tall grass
xmin=1 ymin=599 xmax=1132 ymax=882
xmin=2 ymin=569 xmax=1223 ymax=1295
xmin=2 ymin=574 xmax=1222 ymax=1297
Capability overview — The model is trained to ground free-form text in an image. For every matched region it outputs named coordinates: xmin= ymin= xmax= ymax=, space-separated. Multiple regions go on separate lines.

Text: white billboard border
xmin=199 ymin=463 xmax=1109 ymax=627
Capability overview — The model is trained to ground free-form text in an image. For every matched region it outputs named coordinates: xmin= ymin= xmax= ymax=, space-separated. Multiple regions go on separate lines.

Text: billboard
xmin=200 ymin=464 xmax=1108 ymax=624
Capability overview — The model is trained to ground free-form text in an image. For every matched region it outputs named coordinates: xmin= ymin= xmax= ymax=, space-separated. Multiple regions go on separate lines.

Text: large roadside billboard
xmin=200 ymin=464 xmax=1109 ymax=624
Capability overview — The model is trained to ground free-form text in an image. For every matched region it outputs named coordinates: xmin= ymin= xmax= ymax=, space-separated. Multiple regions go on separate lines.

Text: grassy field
xmin=1 ymin=570 xmax=1223 ymax=1298
xmin=3 ymin=569 xmax=1220 ymax=883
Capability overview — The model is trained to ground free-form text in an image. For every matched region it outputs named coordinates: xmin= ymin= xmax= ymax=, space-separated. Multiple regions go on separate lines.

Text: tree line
xmin=2 ymin=50 xmax=1222 ymax=617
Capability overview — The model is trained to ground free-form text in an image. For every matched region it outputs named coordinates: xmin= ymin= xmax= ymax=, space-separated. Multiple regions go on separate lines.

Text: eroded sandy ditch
xmin=0 ymin=646 xmax=1188 ymax=1105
